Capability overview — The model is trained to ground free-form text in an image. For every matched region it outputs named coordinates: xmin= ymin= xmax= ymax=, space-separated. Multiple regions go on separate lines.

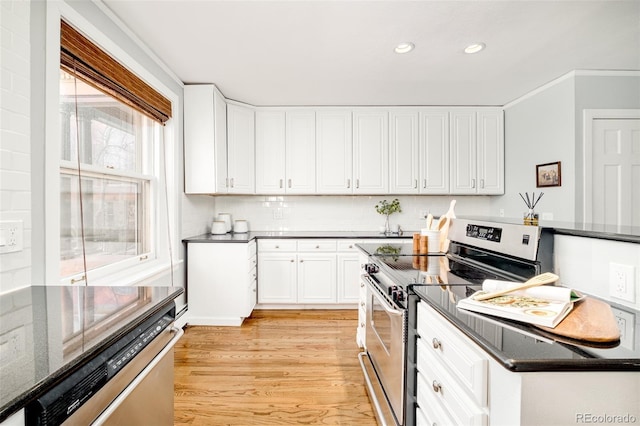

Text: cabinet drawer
xmin=417 ymin=301 xmax=488 ymax=407
xmin=337 ymin=240 xmax=359 ymax=251
xmin=259 ymin=239 xmax=297 ymax=251
xmin=416 ymin=342 xmax=487 ymax=426
xmin=297 ymin=240 xmax=337 ymax=252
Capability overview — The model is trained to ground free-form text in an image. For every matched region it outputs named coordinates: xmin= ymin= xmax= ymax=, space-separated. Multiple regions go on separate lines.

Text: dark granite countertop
xmin=0 ymin=285 xmax=183 ymax=422
xmin=356 ymin=241 xmax=640 ymax=372
xmin=183 ymin=230 xmax=414 ymax=243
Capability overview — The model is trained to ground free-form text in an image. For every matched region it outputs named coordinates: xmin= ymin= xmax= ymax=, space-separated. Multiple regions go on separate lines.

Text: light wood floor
xmin=174 ymin=310 xmax=377 ymax=425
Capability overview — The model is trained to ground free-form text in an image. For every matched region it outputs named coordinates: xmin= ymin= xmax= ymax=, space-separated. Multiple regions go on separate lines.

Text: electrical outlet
xmin=541 ymin=212 xmax=553 ymax=220
xmin=499 ymin=209 xmax=505 ymax=217
xmin=0 ymin=221 xmax=23 ymax=254
xmin=273 ymin=208 xmax=283 ymax=220
xmin=611 ymin=307 xmax=634 ymax=351
xmin=609 ymin=263 xmax=636 ymax=303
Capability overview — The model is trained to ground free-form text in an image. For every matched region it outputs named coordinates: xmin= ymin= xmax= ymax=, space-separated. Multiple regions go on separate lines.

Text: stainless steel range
xmin=357 ymin=218 xmax=553 ymax=426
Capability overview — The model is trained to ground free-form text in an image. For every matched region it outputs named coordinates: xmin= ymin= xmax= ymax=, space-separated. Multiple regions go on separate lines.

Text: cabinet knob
xmin=349 ymin=245 xmax=353 ymax=249
xmin=360 ymin=283 xmax=365 ymax=288
xmin=361 ymin=323 xmax=365 ymax=327
xmin=432 ymin=380 xmax=442 ymax=393
xmin=432 ymin=337 xmax=442 ymax=350
xmin=360 ymin=302 xmax=365 ymax=307
xmin=315 ymin=245 xmax=320 ymax=249
xmin=275 ymin=245 xmax=279 ymax=249
xmin=290 ymin=259 xmax=295 ymax=263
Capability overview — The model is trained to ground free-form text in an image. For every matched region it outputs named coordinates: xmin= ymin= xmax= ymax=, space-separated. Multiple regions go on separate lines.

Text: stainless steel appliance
xmin=25 ymin=302 xmax=183 ymax=425
xmin=357 ymin=218 xmax=553 ymax=426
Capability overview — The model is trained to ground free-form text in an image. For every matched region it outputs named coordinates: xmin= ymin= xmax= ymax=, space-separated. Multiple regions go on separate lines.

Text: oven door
xmin=360 ymin=274 xmax=406 ymax=426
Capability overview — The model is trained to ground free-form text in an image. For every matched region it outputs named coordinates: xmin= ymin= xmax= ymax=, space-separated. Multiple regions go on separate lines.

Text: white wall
xmin=493 ymin=75 xmax=576 ymax=222
xmin=555 ymin=235 xmax=640 ymax=311
xmin=495 ymin=71 xmax=640 ymax=224
xmin=210 ymin=195 xmax=490 ymax=233
xmin=0 ymin=0 xmax=32 ymax=293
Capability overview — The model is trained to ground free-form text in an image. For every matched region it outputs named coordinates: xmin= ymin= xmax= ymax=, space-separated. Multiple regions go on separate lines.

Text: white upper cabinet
xmin=285 ymin=110 xmax=316 ymax=194
xmin=450 ymin=108 xmax=504 ymax=195
xmin=255 ymin=110 xmax=286 ymax=193
xmin=389 ymin=109 xmax=420 ymax=194
xmin=184 ymin=85 xmax=227 ymax=194
xmin=316 ymin=110 xmax=353 ymax=194
xmin=476 ymin=109 xmax=504 ymax=194
xmin=227 ymin=103 xmax=256 ymax=193
xmin=353 ymin=109 xmax=389 ymax=194
xmin=420 ymin=109 xmax=450 ymax=194
xmin=389 ymin=109 xmax=449 ymax=194
xmin=255 ymin=109 xmax=316 ymax=194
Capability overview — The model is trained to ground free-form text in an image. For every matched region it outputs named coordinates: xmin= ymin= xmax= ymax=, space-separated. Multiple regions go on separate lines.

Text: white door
xmin=476 ymin=109 xmax=504 ymax=195
xmin=255 ymin=110 xmax=286 ymax=193
xmin=353 ymin=109 xmax=389 ymax=194
xmin=450 ymin=109 xmax=477 ymax=194
xmin=227 ymin=104 xmax=255 ymax=193
xmin=589 ymin=117 xmax=640 ymax=227
xmin=316 ymin=110 xmax=353 ymax=193
xmin=257 ymin=253 xmax=297 ymax=303
xmin=389 ymin=109 xmax=420 ymax=194
xmin=420 ymin=109 xmax=449 ymax=194
xmin=297 ymin=254 xmax=337 ymax=303
xmin=337 ymin=252 xmax=360 ymax=303
xmin=286 ymin=110 xmax=316 ymax=193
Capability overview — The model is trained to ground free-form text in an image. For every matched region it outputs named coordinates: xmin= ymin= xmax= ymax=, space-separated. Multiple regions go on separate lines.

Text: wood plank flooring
xmin=174 ymin=310 xmax=377 ymax=425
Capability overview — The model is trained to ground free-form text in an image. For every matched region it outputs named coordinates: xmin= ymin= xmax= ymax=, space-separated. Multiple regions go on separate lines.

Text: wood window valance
xmin=60 ymin=19 xmax=172 ymax=124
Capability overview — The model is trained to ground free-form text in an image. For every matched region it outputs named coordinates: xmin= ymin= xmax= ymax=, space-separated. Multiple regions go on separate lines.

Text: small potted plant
xmin=375 ymin=198 xmax=402 ymax=234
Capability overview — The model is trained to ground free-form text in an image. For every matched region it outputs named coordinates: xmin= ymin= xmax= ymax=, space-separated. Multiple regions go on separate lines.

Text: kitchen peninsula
xmin=0 ymin=285 xmax=183 ymax=425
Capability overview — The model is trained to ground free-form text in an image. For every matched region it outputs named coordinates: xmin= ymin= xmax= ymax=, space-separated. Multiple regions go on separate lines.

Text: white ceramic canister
xmin=234 ymin=220 xmax=249 ymax=233
xmin=211 ymin=220 xmax=227 ymax=235
xmin=216 ymin=213 xmax=232 ymax=232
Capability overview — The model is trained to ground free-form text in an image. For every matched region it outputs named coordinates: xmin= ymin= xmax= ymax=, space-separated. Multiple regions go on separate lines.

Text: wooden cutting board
xmin=535 ymin=297 xmax=620 ymax=343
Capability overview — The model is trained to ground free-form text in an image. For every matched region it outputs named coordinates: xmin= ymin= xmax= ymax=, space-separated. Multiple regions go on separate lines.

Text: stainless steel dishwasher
xmin=25 ymin=303 xmax=183 ymax=425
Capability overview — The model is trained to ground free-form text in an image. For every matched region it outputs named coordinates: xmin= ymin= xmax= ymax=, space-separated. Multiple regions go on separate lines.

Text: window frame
xmin=45 ymin=3 xmax=181 ymax=286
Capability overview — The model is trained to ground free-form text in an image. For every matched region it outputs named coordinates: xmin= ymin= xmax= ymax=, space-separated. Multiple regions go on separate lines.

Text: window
xmin=59 ymin=72 xmax=158 ymax=280
xmin=58 ymin=19 xmax=174 ymax=284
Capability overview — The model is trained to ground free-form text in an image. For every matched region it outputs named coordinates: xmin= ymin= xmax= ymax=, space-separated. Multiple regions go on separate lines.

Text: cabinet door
xmin=316 ymin=110 xmax=353 ymax=193
xmin=255 ymin=110 xmax=286 ymax=194
xmin=286 ymin=110 xmax=316 ymax=193
xmin=227 ymin=104 xmax=255 ymax=193
xmin=477 ymin=109 xmax=504 ymax=194
xmin=420 ymin=109 xmax=450 ymax=194
xmin=353 ymin=109 xmax=389 ymax=194
xmin=297 ymin=254 xmax=337 ymax=303
xmin=450 ymin=109 xmax=477 ymax=194
xmin=184 ymin=85 xmax=227 ymax=194
xmin=337 ymin=252 xmax=360 ymax=303
xmin=258 ymin=253 xmax=297 ymax=303
xmin=389 ymin=109 xmax=420 ymax=194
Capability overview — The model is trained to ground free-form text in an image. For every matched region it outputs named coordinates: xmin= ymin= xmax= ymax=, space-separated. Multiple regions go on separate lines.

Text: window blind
xmin=60 ymin=19 xmax=172 ymax=124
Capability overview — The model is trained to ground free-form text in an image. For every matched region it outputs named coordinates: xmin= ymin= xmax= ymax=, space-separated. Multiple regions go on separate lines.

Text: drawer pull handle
xmin=432 ymin=380 xmax=442 ymax=393
xmin=361 ymin=302 xmax=365 ymax=307
xmin=275 ymin=245 xmax=279 ymax=249
xmin=432 ymin=338 xmax=441 ymax=350
xmin=360 ymin=283 xmax=365 ymax=288
xmin=290 ymin=259 xmax=295 ymax=263
xmin=361 ymin=323 xmax=365 ymax=327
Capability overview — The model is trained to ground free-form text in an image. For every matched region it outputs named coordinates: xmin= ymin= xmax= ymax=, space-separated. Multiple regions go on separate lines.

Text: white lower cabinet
xmin=186 ymin=241 xmax=257 ymax=325
xmin=416 ymin=300 xmax=640 ymax=426
xmin=416 ymin=301 xmax=488 ymax=426
xmin=258 ymin=239 xmax=363 ymax=306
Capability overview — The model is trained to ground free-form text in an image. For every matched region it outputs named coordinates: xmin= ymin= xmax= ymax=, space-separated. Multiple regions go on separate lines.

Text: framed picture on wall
xmin=536 ymin=161 xmax=561 ymax=187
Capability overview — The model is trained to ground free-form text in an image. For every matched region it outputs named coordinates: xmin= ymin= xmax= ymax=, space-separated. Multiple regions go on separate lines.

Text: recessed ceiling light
xmin=394 ymin=42 xmax=415 ymax=54
xmin=464 ymin=43 xmax=486 ymax=54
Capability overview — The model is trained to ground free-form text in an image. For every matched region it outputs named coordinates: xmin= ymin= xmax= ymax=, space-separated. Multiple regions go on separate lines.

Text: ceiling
xmin=102 ymin=0 xmax=640 ymax=107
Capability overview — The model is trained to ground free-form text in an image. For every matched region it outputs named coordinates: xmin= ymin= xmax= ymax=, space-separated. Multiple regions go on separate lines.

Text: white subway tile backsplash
xmin=0 ymin=0 xmax=31 ymax=293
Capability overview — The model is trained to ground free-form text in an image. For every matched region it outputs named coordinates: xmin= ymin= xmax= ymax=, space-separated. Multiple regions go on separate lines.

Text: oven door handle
xmin=362 ymin=274 xmax=403 ymax=316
